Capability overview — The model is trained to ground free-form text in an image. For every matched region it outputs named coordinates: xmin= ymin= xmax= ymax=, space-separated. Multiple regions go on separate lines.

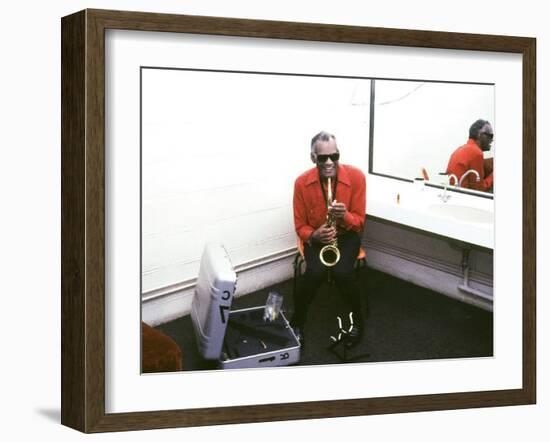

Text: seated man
xmin=446 ymin=119 xmax=494 ymax=192
xmin=291 ymin=131 xmax=366 ymax=346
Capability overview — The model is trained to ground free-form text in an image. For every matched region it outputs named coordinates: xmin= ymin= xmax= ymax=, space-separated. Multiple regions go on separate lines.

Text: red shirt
xmin=293 ymin=164 xmax=366 ymax=243
xmin=446 ymin=138 xmax=493 ymax=191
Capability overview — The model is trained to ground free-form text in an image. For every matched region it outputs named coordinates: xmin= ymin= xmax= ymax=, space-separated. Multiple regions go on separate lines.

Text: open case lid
xmin=190 ymin=243 xmax=237 ymax=360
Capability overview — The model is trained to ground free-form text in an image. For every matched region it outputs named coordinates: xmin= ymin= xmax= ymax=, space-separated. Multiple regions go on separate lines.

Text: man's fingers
xmin=320 ymin=228 xmax=336 ymax=242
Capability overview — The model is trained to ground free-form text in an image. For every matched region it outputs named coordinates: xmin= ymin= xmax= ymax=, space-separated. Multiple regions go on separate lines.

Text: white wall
xmin=2 ymin=1 xmax=548 ymax=441
xmin=140 ymin=67 xmax=371 ymax=292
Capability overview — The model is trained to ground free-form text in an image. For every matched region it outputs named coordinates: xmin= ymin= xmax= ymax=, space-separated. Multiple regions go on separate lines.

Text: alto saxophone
xmin=319 ymin=177 xmax=341 ymax=267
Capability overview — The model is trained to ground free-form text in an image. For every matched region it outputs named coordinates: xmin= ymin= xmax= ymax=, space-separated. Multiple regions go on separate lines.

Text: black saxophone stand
xmin=327 ymin=312 xmax=370 ymax=363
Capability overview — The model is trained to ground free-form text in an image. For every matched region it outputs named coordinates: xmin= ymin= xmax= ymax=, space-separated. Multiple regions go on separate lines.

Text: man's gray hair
xmin=469 ymin=119 xmax=490 ymax=139
xmin=310 ymin=131 xmax=337 ymax=153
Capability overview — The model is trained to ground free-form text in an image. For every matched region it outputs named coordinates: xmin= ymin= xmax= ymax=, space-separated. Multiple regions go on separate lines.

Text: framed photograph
xmin=61 ymin=9 xmax=536 ymax=433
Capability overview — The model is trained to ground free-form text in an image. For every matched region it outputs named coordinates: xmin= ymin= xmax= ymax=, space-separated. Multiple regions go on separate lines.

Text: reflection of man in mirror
xmin=291 ymin=131 xmax=366 ymax=348
xmin=446 ymin=119 xmax=494 ymax=192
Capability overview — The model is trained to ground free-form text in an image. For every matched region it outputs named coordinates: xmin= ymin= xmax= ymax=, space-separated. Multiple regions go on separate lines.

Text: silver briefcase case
xmin=190 ymin=243 xmax=300 ymax=369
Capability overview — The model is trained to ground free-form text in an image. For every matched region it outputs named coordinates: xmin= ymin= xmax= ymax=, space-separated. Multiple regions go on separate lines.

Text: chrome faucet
xmin=438 ymin=183 xmax=451 ymax=202
xmin=448 ymin=174 xmax=459 ymax=187
xmin=438 ymin=174 xmax=458 ymax=203
xmin=459 ymin=169 xmax=480 ymax=187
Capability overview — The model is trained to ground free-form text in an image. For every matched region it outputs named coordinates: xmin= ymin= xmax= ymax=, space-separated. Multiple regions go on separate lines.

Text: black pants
xmin=291 ymin=232 xmax=363 ymax=329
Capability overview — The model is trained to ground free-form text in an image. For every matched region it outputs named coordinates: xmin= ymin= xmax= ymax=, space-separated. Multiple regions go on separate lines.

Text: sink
xmin=427 ymin=204 xmax=493 ymax=224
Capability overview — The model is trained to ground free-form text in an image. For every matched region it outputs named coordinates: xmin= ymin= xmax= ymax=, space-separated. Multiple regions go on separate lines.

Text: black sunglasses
xmin=316 ymin=153 xmax=340 ymax=163
xmin=480 ymin=132 xmax=494 ymax=140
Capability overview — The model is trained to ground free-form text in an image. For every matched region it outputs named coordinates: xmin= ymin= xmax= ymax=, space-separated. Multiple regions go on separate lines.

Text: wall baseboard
xmin=142 ymin=253 xmax=296 ymax=326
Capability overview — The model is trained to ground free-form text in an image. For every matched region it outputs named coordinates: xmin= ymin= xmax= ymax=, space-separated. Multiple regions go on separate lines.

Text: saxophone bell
xmin=319 ymin=243 xmax=341 ymax=267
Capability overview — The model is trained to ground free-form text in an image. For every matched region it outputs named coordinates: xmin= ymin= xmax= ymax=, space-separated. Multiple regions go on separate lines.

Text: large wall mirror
xmin=370 ymin=79 xmax=495 ymax=196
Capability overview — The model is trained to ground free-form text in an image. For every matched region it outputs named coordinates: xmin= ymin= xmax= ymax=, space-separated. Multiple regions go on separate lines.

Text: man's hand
xmin=328 ymin=200 xmax=347 ymax=220
xmin=311 ymin=225 xmax=336 ymax=244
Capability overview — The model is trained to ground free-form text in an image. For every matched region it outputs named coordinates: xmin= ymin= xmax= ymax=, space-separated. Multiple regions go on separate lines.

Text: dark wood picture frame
xmin=61 ymin=8 xmax=536 ymax=433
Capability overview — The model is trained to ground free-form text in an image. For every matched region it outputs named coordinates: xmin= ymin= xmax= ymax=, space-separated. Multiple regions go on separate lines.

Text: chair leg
xmin=293 ymin=254 xmax=305 ymax=299
xmin=355 ymin=257 xmax=368 ymax=318
xmin=354 ymin=257 xmax=366 ymax=280
xmin=292 ymin=254 xmax=300 ymax=298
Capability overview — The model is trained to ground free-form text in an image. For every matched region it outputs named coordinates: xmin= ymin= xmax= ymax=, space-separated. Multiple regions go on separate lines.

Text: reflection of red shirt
xmin=293 ymin=164 xmax=366 ymax=242
xmin=446 ymin=139 xmax=493 ymax=191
